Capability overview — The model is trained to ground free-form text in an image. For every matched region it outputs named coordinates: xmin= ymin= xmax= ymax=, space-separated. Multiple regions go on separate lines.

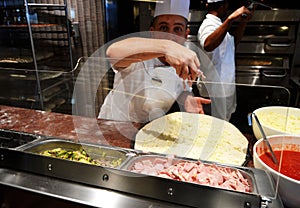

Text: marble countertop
xmin=0 ymin=105 xmax=142 ymax=149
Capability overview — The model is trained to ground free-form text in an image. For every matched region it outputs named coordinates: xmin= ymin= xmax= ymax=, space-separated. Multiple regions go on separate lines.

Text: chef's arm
xmin=106 ymin=37 xmax=202 ymax=80
xmin=106 ymin=37 xmax=164 ymax=68
xmin=202 ymin=18 xmax=233 ymax=52
xmin=231 ymin=21 xmax=247 ymax=46
xmin=230 ymin=7 xmax=254 ymax=46
xmin=203 ymin=6 xmax=252 ymax=52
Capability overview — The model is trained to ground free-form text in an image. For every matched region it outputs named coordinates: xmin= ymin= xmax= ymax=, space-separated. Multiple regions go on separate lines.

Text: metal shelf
xmin=27 ymin=3 xmax=66 ymax=10
xmin=0 ymin=0 xmax=74 ymax=112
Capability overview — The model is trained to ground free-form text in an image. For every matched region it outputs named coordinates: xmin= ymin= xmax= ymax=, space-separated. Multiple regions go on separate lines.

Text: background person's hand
xmin=228 ymin=6 xmax=252 ymax=21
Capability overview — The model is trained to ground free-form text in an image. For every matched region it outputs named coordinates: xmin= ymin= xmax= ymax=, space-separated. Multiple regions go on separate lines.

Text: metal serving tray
xmin=123 ymin=154 xmax=256 ymax=191
xmin=120 ymin=153 xmax=284 ymax=208
xmin=0 ymin=145 xmax=283 ymax=208
xmin=0 ymin=129 xmax=41 ymax=148
xmin=16 ymin=138 xmax=132 ymax=169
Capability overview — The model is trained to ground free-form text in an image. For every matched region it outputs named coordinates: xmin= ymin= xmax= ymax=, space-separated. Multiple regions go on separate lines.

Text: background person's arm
xmin=202 ymin=6 xmax=252 ymax=52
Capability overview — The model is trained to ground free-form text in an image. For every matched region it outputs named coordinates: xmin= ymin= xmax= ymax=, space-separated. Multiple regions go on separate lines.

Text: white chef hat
xmin=207 ymin=0 xmax=225 ymax=3
xmin=154 ymin=0 xmax=190 ymax=20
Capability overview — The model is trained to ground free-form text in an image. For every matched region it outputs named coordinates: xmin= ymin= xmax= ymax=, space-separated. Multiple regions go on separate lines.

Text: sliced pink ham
xmin=130 ymin=157 xmax=251 ymax=193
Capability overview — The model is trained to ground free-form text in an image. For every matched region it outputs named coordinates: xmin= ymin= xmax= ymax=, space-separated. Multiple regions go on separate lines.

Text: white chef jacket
xmin=198 ymin=14 xmax=237 ymax=121
xmin=98 ymin=58 xmax=185 ymax=123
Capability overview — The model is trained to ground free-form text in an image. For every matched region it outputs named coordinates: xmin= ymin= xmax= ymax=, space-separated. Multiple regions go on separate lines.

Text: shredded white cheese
xmin=257 ymin=111 xmax=300 ymax=134
xmin=135 ymin=112 xmax=248 ymax=166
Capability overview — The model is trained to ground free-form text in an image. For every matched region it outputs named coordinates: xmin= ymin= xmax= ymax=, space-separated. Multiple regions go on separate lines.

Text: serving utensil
xmin=242 ymin=0 xmax=273 ymax=18
xmin=247 ymin=0 xmax=273 ymax=10
xmin=248 ymin=112 xmax=279 ymax=165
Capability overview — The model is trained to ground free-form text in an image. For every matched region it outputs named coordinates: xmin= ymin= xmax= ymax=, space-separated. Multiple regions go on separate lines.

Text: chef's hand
xmin=162 ymin=40 xmax=202 ymax=81
xmin=228 ymin=6 xmax=253 ymax=22
xmin=184 ymin=95 xmax=211 ymax=114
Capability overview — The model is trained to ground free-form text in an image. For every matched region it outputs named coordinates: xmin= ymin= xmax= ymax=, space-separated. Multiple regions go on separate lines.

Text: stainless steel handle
xmin=266 ymin=37 xmax=293 ymax=47
xmin=261 ymin=69 xmax=287 ymax=78
xmin=268 ymin=43 xmax=292 ymax=47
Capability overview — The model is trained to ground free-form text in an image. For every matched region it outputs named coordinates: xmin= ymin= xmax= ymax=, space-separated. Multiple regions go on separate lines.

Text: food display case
xmin=0 ymin=133 xmax=284 ymax=208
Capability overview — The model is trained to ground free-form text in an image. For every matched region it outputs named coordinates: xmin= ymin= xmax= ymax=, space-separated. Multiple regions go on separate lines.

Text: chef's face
xmin=150 ymin=15 xmax=189 ymax=45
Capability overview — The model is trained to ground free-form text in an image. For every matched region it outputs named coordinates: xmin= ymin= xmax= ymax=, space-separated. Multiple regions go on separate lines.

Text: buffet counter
xmin=0 ymin=105 xmax=285 ymax=208
xmin=0 ymin=105 xmax=256 ymax=165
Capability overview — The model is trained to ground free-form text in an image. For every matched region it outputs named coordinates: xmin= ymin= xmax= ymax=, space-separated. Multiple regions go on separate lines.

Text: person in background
xmin=197 ymin=0 xmax=254 ymax=121
xmin=98 ymin=0 xmax=211 ymax=123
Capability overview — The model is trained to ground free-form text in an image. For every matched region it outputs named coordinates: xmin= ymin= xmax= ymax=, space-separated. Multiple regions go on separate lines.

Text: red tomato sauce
xmin=259 ymin=150 xmax=300 ymax=181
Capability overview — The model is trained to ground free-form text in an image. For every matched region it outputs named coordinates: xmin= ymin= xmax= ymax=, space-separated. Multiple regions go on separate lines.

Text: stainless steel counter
xmin=0 ymin=168 xmax=187 ymax=208
xmin=0 ymin=143 xmax=284 ymax=208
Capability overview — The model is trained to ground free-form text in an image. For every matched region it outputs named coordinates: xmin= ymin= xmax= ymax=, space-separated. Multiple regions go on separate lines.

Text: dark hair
xmin=207 ymin=0 xmax=228 ymax=11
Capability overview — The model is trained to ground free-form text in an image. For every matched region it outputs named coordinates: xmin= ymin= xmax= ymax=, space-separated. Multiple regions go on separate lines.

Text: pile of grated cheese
xmin=257 ymin=111 xmax=300 ymax=134
xmin=135 ymin=112 xmax=248 ymax=166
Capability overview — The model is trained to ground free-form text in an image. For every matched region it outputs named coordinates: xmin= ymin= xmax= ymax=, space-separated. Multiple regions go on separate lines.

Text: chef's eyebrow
xmin=150 ymin=16 xmax=187 ymax=28
xmin=158 ymin=21 xmax=185 ymax=27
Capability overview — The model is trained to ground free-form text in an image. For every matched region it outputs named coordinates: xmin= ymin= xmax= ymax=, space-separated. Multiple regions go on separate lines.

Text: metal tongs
xmin=248 ymin=0 xmax=273 ymax=10
xmin=248 ymin=112 xmax=279 ymax=165
xmin=242 ymin=0 xmax=273 ymax=18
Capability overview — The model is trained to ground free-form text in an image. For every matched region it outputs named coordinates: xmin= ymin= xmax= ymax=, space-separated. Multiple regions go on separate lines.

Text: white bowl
xmin=252 ymin=106 xmax=300 ymax=139
xmin=253 ymin=135 xmax=300 ymax=208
